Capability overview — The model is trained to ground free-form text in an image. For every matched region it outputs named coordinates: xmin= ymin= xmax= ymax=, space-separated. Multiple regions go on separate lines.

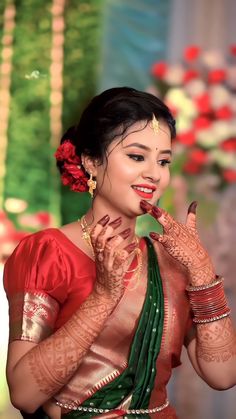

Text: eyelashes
xmin=127 ymin=154 xmax=171 ymax=166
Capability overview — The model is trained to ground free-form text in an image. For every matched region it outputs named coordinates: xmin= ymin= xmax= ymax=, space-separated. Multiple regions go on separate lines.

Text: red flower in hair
xmin=55 ymin=140 xmax=89 ymax=192
xmin=55 ymin=140 xmax=81 ymax=164
xmin=151 ymin=61 xmax=168 ymax=79
xmin=184 ymin=46 xmax=200 ymax=62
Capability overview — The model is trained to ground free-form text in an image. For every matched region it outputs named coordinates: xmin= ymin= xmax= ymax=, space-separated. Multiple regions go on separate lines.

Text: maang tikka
xmin=87 ymin=173 xmax=97 ymax=197
xmin=151 ymin=114 xmax=159 ymax=134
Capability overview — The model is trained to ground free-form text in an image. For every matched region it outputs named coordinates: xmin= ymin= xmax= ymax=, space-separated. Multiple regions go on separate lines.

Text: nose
xmin=141 ymin=163 xmax=161 ymax=183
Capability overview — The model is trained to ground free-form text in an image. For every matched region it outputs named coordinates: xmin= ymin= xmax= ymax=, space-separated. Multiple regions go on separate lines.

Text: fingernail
xmin=108 ymin=217 xmax=122 ymax=228
xmin=140 ymin=200 xmax=152 ymax=212
xmin=150 ymin=232 xmax=159 ymax=240
xmin=98 ymin=214 xmax=110 ymax=226
xmin=120 ymin=228 xmax=131 ymax=239
xmin=126 ymin=242 xmax=137 ymax=252
xmin=151 ymin=207 xmax=162 ymax=218
xmin=188 ymin=201 xmax=197 ymax=214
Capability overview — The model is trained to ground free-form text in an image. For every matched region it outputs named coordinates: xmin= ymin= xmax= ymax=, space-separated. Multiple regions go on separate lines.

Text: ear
xmin=81 ymin=154 xmax=99 ymax=177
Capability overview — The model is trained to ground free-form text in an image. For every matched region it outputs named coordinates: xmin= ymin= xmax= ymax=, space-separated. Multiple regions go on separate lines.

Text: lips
xmin=132 ymin=184 xmax=156 ymax=199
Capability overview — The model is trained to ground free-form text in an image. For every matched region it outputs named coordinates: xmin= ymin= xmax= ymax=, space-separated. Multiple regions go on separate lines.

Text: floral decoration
xmin=55 ymin=140 xmax=89 ymax=192
xmin=151 ymin=45 xmax=236 ymax=188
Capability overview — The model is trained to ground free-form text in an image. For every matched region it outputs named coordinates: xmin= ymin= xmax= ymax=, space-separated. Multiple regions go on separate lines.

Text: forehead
xmin=110 ymin=120 xmax=171 ymax=150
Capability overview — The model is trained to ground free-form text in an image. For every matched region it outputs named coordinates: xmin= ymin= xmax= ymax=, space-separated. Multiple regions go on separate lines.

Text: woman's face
xmin=93 ymin=120 xmax=172 ymax=218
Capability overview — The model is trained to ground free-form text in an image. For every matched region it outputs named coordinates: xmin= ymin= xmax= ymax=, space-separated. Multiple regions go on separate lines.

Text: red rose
xmin=55 ymin=140 xmax=81 ymax=164
xmin=183 ymin=161 xmax=202 ymax=174
xmin=151 ymin=61 xmax=167 ymax=79
xmin=177 ymin=131 xmax=196 ymax=146
xmin=208 ymin=69 xmax=227 ymax=84
xmin=183 ymin=69 xmax=200 ymax=83
xmin=184 ymin=46 xmax=200 ymax=62
xmin=61 ymin=172 xmax=72 ymax=186
xmin=194 ymin=93 xmax=211 ymax=114
xmin=194 ymin=116 xmax=212 ymax=130
xmin=230 ymin=45 xmax=236 ymax=56
xmin=223 ymin=169 xmax=236 ymax=182
xmin=214 ymin=106 xmax=233 ymax=120
xmin=189 ymin=149 xmax=208 ymax=164
xmin=220 ymin=138 xmax=236 ymax=151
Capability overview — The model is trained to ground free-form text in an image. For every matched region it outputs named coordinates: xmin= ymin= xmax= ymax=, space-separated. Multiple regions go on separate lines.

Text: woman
xmin=4 ymin=87 xmax=236 ymax=419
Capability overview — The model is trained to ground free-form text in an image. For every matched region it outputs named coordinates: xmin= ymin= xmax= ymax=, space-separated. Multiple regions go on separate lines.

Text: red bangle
xmin=186 ymin=276 xmax=231 ymax=323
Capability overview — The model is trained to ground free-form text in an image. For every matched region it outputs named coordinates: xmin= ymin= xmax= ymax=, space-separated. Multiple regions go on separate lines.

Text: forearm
xmin=8 ymin=291 xmax=115 ymax=413
xmin=195 ymin=316 xmax=236 ymax=389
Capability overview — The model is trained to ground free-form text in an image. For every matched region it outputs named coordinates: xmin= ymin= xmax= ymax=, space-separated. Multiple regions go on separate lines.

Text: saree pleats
xmin=64 ymin=238 xmax=164 ymax=418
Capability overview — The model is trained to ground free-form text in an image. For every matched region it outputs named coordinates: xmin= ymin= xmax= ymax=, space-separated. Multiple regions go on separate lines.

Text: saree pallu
xmin=61 ymin=238 xmax=164 ymax=418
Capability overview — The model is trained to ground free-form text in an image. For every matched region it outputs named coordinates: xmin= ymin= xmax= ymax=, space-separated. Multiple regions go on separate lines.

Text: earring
xmin=87 ymin=173 xmax=97 ymax=197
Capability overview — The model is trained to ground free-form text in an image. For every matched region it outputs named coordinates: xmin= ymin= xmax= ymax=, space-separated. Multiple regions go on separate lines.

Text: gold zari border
xmin=8 ymin=291 xmax=59 ymax=343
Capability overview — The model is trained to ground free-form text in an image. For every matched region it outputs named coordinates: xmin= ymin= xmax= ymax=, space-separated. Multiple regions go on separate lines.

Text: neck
xmin=84 ymin=205 xmax=137 ymax=239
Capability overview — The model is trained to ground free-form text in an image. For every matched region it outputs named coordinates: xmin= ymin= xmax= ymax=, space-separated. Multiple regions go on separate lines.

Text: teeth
xmin=133 ymin=186 xmax=153 ymax=193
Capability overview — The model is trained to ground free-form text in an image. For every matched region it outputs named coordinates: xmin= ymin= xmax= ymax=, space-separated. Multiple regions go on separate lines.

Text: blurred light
xmin=4 ymin=198 xmax=28 ymax=213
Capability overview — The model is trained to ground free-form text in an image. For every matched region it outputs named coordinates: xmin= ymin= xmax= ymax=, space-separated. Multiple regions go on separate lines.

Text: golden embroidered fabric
xmin=8 ymin=291 xmax=59 ymax=343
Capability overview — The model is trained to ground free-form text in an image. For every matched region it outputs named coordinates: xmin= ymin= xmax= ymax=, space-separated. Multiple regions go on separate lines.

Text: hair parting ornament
xmin=151 ymin=114 xmax=159 ymax=134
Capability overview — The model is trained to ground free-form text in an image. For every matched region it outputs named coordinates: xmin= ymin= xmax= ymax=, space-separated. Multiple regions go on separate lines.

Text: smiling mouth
xmin=132 ymin=185 xmax=155 ymax=199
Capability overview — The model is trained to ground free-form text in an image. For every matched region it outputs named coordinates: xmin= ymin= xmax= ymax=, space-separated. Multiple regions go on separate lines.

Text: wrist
xmin=186 ymin=276 xmax=231 ymax=324
xmin=188 ymin=267 xmax=216 ymax=287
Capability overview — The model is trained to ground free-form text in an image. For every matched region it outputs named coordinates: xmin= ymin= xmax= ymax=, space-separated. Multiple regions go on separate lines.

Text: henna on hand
xmin=140 ymin=200 xmax=215 ymax=285
xmin=27 ymin=215 xmax=138 ymax=397
xmin=90 ymin=217 xmax=137 ymax=303
xmin=197 ymin=317 xmax=236 ymax=363
xmin=28 ymin=291 xmax=116 ymax=397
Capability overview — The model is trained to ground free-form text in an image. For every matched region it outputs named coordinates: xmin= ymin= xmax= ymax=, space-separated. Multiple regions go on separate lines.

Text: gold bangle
xmin=193 ymin=310 xmax=231 ymax=324
xmin=186 ymin=276 xmax=223 ymax=292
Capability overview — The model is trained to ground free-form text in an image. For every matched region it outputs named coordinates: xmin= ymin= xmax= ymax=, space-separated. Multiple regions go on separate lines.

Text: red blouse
xmin=4 ymin=228 xmax=97 ymax=342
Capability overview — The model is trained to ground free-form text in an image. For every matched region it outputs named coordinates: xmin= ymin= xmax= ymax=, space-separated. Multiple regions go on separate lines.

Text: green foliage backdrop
xmin=2 ymin=0 xmax=103 ymax=227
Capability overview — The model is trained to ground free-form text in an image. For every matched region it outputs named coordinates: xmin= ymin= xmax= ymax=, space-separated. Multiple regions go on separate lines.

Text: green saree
xmin=63 ymin=237 xmax=165 ymax=418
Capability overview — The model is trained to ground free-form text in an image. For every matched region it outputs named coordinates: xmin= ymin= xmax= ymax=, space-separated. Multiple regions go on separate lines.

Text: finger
xmin=186 ymin=201 xmax=197 ymax=229
xmin=113 ymin=242 xmax=135 ymax=269
xmin=91 ymin=216 xmax=121 ymax=249
xmin=103 ymin=228 xmax=131 ymax=266
xmin=140 ymin=200 xmax=173 ymax=229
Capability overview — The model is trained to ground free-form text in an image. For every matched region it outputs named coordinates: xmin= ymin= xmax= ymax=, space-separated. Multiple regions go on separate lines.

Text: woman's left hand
xmin=140 ymin=200 xmax=215 ymax=286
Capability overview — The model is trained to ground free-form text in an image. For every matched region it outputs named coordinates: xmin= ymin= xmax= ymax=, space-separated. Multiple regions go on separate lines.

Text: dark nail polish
xmin=150 ymin=232 xmax=158 ymax=240
xmin=140 ymin=200 xmax=152 ymax=212
xmin=126 ymin=242 xmax=137 ymax=252
xmin=188 ymin=201 xmax=197 ymax=214
xmin=109 ymin=217 xmax=122 ymax=228
xmin=120 ymin=228 xmax=131 ymax=239
xmin=99 ymin=214 xmax=110 ymax=226
xmin=151 ymin=207 xmax=162 ymax=218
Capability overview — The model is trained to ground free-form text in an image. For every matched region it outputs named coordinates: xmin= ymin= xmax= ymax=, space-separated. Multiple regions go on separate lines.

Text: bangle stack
xmin=186 ymin=276 xmax=231 ymax=324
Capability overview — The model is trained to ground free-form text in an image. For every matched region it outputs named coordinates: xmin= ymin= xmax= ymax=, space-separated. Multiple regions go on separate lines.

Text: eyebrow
xmin=124 ymin=142 xmax=172 ymax=155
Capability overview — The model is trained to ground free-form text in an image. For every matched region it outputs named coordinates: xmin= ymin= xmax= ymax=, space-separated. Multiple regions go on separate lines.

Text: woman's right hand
xmin=90 ymin=215 xmax=136 ymax=304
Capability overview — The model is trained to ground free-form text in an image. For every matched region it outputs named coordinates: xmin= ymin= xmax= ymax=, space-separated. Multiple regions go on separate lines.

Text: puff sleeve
xmin=3 ymin=230 xmax=68 ymax=344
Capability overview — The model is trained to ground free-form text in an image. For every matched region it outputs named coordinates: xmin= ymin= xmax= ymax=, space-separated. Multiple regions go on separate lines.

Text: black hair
xmin=60 ymin=87 xmax=176 ymax=163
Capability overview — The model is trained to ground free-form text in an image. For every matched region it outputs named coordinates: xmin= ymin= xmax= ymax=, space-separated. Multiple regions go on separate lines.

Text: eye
xmin=127 ymin=154 xmax=144 ymax=162
xmin=158 ymin=159 xmax=171 ymax=167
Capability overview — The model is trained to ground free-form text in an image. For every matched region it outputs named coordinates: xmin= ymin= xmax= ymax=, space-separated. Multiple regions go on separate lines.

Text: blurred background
xmin=0 ymin=0 xmax=235 ymax=418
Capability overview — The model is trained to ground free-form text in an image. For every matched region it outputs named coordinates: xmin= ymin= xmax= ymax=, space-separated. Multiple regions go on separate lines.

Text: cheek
xmin=161 ymin=169 xmax=171 ymax=189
